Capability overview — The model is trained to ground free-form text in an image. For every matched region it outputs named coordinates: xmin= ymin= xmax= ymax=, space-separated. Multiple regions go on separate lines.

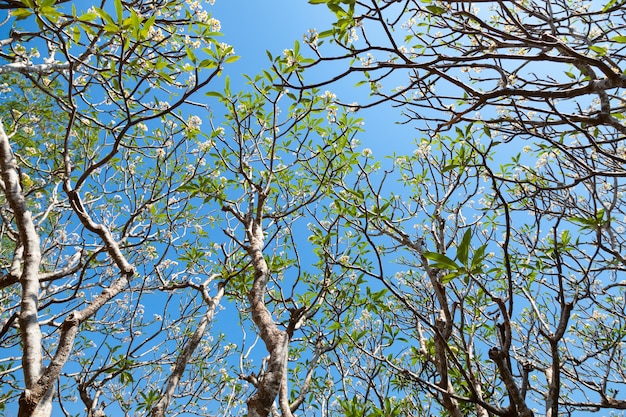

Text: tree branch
xmin=151 ymin=277 xmax=225 ymax=417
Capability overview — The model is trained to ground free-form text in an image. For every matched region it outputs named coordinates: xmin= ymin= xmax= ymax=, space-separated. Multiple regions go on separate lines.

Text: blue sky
xmin=0 ymin=1 xmax=568 ymax=416
xmin=211 ymin=0 xmax=420 ymax=156
xmin=212 ymin=0 xmax=333 ymax=77
xmin=3 ymin=1 xmax=624 ymax=416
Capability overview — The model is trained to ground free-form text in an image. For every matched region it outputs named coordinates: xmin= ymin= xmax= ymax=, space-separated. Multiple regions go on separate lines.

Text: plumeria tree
xmin=266 ymin=0 xmax=626 ymax=416
xmin=183 ymin=72 xmax=365 ymax=417
xmin=0 ymin=0 xmax=232 ymax=416
xmin=0 ymin=1 xmax=372 ymax=416
xmin=4 ymin=0 xmax=626 ymax=416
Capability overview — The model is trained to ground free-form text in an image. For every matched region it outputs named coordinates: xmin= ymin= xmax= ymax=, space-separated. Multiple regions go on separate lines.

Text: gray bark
xmin=151 ymin=278 xmax=225 ymax=417
xmin=245 ymin=217 xmax=291 ymax=417
xmin=0 ymin=122 xmax=53 ymax=417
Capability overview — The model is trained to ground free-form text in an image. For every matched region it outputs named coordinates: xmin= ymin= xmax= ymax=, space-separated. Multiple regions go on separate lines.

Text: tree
xmin=0 ymin=1 xmax=370 ymax=416
xmin=186 ymin=75 xmax=364 ymax=417
xmin=4 ymin=0 xmax=626 ymax=416
xmin=268 ymin=0 xmax=626 ymax=416
xmin=0 ymin=0 xmax=235 ymax=414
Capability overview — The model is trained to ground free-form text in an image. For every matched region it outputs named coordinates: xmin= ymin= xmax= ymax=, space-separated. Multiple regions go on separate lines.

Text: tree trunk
xmin=245 ymin=218 xmax=291 ymax=417
xmin=0 ymin=122 xmax=53 ymax=417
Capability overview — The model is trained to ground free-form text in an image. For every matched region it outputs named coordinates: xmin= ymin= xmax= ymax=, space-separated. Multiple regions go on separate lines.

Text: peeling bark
xmin=0 ymin=122 xmax=54 ymax=417
xmin=245 ymin=217 xmax=291 ymax=417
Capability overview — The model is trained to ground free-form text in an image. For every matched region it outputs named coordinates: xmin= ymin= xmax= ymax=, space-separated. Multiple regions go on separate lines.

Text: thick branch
xmin=489 ymin=347 xmax=534 ymax=417
xmin=151 ymin=278 xmax=225 ymax=417
xmin=0 ymin=61 xmax=70 ymax=75
xmin=15 ymin=180 xmax=136 ymax=414
xmin=546 ymin=302 xmax=573 ymax=417
xmin=245 ymin=218 xmax=290 ymax=417
xmin=0 ymin=121 xmax=53 ymax=417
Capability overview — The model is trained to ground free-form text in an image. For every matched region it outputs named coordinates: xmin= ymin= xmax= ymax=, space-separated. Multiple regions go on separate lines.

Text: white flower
xmin=198 ymin=140 xmax=214 ymax=152
xmin=148 ymin=27 xmax=165 ymax=42
xmin=219 ymin=42 xmax=234 ymax=55
xmin=362 ymin=148 xmax=373 ymax=157
xmin=207 ymin=17 xmax=221 ymax=32
xmin=321 ymin=90 xmax=336 ymax=102
xmin=348 ymin=27 xmax=358 ymax=43
xmin=413 ymin=141 xmax=431 ymax=158
xmin=187 ymin=115 xmax=202 ymax=130
xmin=360 ymin=53 xmax=375 ymax=67
xmin=304 ymin=28 xmax=318 ymax=46
xmin=535 ymin=155 xmax=548 ymax=170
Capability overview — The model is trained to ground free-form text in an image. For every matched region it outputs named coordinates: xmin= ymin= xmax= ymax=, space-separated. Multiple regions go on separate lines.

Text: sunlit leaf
xmin=423 ymin=251 xmax=460 ymax=270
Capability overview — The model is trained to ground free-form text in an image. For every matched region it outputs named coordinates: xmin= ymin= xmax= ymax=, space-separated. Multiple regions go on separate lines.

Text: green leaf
xmin=603 ymin=0 xmax=618 ymax=12
xmin=11 ymin=8 xmax=33 ymax=20
xmin=199 ymin=59 xmax=218 ymax=69
xmin=426 ymin=5 xmax=447 ymax=15
xmin=612 ymin=35 xmax=626 ymax=43
xmin=78 ymin=12 xmax=98 ymax=22
xmin=318 ymin=29 xmax=334 ymax=39
xmin=185 ymin=47 xmax=197 ymax=63
xmin=423 ymin=251 xmax=460 ymax=271
xmin=94 ymin=7 xmax=115 ymax=25
xmin=456 ymin=229 xmax=471 ymax=266
xmin=139 ymin=14 xmax=156 ymax=39
xmin=589 ymin=45 xmax=608 ymax=56
xmin=128 ymin=9 xmax=141 ymax=34
xmin=114 ymin=0 xmax=123 ymax=22
xmin=441 ymin=271 xmax=463 ymax=284
xmin=294 ymin=39 xmax=300 ymax=56
xmin=103 ymin=23 xmax=119 ymax=34
xmin=224 ymin=75 xmax=231 ymax=96
xmin=72 ymin=26 xmax=81 ymax=44
xmin=570 ymin=209 xmax=606 ymax=230
xmin=470 ymin=244 xmax=488 ymax=272
xmin=224 ymin=55 xmax=240 ymax=64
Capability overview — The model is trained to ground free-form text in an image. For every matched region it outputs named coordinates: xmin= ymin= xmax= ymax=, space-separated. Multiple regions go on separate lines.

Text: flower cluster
xmin=283 ymin=48 xmax=297 ymax=67
xmin=413 ymin=141 xmax=431 ymax=158
xmin=303 ymin=28 xmax=318 ymax=47
xmin=186 ymin=115 xmax=202 ymax=130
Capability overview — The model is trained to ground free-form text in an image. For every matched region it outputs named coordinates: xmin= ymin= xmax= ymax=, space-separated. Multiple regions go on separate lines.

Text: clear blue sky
xmin=212 ymin=0 xmax=419 ymax=156
xmin=212 ymin=0 xmax=333 ymax=78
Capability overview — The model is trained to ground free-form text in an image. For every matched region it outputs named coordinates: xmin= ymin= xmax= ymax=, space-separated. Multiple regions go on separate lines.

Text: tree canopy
xmin=1 ymin=0 xmax=626 ymax=416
